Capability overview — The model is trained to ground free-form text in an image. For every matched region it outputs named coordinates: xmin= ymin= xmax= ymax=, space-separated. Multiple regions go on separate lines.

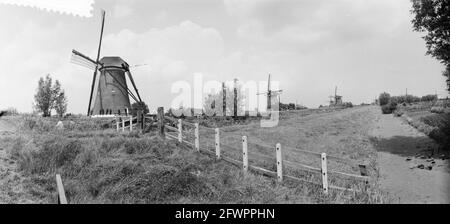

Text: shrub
xmin=1 ymin=107 xmax=19 ymax=116
xmin=431 ymin=107 xmax=445 ymax=114
xmin=381 ymin=102 xmax=397 ymax=114
xmin=342 ymin=102 xmax=353 ymax=108
xmin=421 ymin=94 xmax=438 ymax=102
xmin=394 ymin=110 xmax=404 ymax=117
xmin=379 ymin=92 xmax=391 ymax=106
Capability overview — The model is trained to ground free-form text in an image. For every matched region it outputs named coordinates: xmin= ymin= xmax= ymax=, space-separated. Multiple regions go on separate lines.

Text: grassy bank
xmin=1 ymin=113 xmax=389 ymax=204
xmin=396 ymin=103 xmax=450 ymax=149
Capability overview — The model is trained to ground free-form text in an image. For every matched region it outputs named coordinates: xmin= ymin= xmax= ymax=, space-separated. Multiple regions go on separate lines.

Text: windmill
xmin=257 ymin=74 xmax=283 ymax=110
xmin=328 ymin=86 xmax=342 ymax=106
xmin=70 ymin=10 xmax=142 ymax=116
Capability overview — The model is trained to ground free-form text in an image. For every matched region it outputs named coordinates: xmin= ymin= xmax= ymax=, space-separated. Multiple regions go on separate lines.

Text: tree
xmin=54 ymin=90 xmax=68 ymax=117
xmin=33 ymin=74 xmax=68 ymax=117
xmin=379 ymin=92 xmax=391 ymax=106
xmin=411 ymin=0 xmax=450 ymax=91
xmin=34 ymin=75 xmax=54 ymax=117
xmin=131 ymin=101 xmax=149 ymax=116
xmin=421 ymin=94 xmax=438 ymax=101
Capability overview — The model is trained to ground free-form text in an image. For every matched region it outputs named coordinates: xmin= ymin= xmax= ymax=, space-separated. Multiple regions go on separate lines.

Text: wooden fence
xmin=160 ymin=116 xmax=369 ymax=194
xmin=113 ymin=114 xmax=157 ymax=132
xmin=106 ymin=107 xmax=369 ymax=194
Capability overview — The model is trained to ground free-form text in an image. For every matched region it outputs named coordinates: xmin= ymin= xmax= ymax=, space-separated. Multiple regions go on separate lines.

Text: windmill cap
xmin=99 ymin=57 xmax=129 ymax=70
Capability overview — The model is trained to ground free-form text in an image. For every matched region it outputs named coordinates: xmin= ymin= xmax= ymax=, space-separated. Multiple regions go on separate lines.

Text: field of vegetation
xmin=0 ymin=107 xmax=390 ymax=204
xmin=395 ymin=102 xmax=450 ymax=149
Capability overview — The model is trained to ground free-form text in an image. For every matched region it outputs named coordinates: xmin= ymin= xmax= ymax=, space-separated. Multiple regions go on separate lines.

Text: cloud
xmin=113 ymin=0 xmax=133 ymax=19
xmin=0 ymin=21 xmax=74 ymax=112
xmin=225 ymin=0 xmax=411 ymax=50
xmin=155 ymin=10 xmax=168 ymax=23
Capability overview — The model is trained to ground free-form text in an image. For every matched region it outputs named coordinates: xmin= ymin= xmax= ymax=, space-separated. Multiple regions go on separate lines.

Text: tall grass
xmin=2 ymin=115 xmax=391 ymax=204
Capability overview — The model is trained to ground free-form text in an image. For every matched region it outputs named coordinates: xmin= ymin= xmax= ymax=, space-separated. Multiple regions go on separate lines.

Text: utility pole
xmin=267 ymin=74 xmax=272 ymax=110
xmin=234 ymin=78 xmax=238 ymax=119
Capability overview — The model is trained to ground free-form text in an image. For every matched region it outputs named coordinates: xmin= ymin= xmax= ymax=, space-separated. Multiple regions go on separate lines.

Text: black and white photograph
xmin=0 ymin=0 xmax=449 ymax=210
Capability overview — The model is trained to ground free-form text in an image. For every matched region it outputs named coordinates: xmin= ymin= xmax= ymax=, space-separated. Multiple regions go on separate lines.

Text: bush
xmin=342 ymin=102 xmax=353 ymax=108
xmin=431 ymin=107 xmax=445 ymax=114
xmin=421 ymin=94 xmax=438 ymax=102
xmin=3 ymin=108 xmax=18 ymax=116
xmin=381 ymin=102 xmax=397 ymax=114
xmin=379 ymin=92 xmax=391 ymax=106
xmin=394 ymin=110 xmax=404 ymax=117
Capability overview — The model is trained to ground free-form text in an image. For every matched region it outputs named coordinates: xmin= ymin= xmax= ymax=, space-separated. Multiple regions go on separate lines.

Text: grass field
xmin=0 ymin=107 xmax=390 ymax=204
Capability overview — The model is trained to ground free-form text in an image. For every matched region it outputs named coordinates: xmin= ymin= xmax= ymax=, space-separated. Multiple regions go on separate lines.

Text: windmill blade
xmin=103 ymin=70 xmax=140 ymax=103
xmin=87 ymin=9 xmax=106 ymax=116
xmin=131 ymin=63 xmax=149 ymax=68
xmin=70 ymin=49 xmax=98 ymax=70
xmin=125 ymin=68 xmax=142 ymax=102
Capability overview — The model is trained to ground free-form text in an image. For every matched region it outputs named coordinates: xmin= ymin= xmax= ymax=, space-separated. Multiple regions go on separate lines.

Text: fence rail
xmin=160 ymin=115 xmax=370 ymax=194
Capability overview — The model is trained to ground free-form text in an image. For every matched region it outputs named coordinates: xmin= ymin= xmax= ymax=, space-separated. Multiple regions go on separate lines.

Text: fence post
xmin=321 ymin=153 xmax=328 ymax=194
xmin=242 ymin=136 xmax=248 ymax=172
xmin=358 ymin=164 xmax=368 ymax=176
xmin=276 ymin=143 xmax=283 ymax=182
xmin=178 ymin=119 xmax=183 ymax=143
xmin=55 ymin=174 xmax=67 ymax=204
xmin=116 ymin=118 xmax=119 ymax=132
xmin=157 ymin=107 xmax=165 ymax=138
xmin=215 ymin=128 xmax=220 ymax=159
xmin=194 ymin=123 xmax=199 ymax=151
xmin=129 ymin=116 xmax=133 ymax=131
xmin=122 ymin=117 xmax=125 ymax=132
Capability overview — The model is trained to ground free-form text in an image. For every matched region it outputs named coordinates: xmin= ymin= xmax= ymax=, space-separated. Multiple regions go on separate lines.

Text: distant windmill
xmin=257 ymin=74 xmax=283 ymax=110
xmin=328 ymin=86 xmax=342 ymax=106
xmin=70 ymin=10 xmax=142 ymax=116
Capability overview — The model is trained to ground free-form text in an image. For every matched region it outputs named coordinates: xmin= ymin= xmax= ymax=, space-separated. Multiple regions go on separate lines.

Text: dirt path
xmin=369 ymin=108 xmax=450 ymax=203
xmin=0 ymin=119 xmax=42 ymax=204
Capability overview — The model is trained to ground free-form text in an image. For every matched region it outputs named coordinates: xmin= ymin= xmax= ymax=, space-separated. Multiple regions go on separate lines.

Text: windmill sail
xmin=70 ymin=50 xmax=97 ymax=70
xmin=88 ymin=9 xmax=106 ymax=115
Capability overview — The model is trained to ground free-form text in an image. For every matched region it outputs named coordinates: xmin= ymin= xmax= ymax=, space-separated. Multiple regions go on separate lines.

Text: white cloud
xmin=113 ymin=0 xmax=134 ymax=19
xmin=155 ymin=10 xmax=168 ymax=23
xmin=0 ymin=21 xmax=74 ymax=112
xmin=113 ymin=4 xmax=133 ymax=19
xmin=225 ymin=0 xmax=411 ymax=50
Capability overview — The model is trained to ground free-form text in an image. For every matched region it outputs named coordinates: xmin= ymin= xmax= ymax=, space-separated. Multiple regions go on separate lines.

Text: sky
xmin=0 ymin=0 xmax=448 ymax=114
